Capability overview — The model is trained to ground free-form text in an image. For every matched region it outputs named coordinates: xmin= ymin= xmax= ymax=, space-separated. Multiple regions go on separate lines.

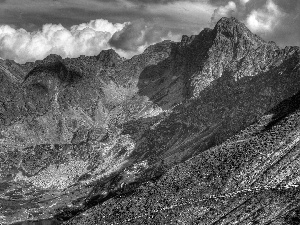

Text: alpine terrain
xmin=0 ymin=17 xmax=300 ymax=224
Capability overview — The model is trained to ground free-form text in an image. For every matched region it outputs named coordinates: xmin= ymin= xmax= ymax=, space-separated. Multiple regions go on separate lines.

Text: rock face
xmin=0 ymin=17 xmax=300 ymax=224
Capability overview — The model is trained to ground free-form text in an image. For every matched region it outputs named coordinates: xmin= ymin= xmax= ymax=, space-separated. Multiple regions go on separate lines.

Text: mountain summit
xmin=1 ymin=17 xmax=300 ymax=224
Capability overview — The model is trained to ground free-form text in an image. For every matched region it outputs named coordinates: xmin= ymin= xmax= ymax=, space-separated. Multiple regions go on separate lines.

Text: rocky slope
xmin=0 ymin=17 xmax=299 ymax=224
xmin=67 ymin=88 xmax=300 ymax=225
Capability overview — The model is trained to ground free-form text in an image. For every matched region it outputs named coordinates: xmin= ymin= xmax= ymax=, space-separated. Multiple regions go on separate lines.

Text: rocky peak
xmin=180 ymin=34 xmax=196 ymax=46
xmin=214 ymin=17 xmax=264 ymax=43
xmin=41 ymin=54 xmax=63 ymax=65
xmin=184 ymin=17 xmax=282 ymax=97
xmin=214 ymin=17 xmax=244 ymax=32
xmin=213 ymin=17 xmax=269 ymax=52
xmin=96 ymin=49 xmax=124 ymax=67
xmin=136 ymin=17 xmax=279 ymax=103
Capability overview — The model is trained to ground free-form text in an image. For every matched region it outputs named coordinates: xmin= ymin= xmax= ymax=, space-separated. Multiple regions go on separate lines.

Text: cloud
xmin=109 ymin=19 xmax=180 ymax=58
xmin=1 ymin=0 xmax=297 ymax=65
xmin=0 ymin=19 xmax=126 ymax=63
xmin=210 ymin=1 xmax=237 ymax=25
xmin=0 ymin=0 xmax=131 ymax=30
xmin=113 ymin=0 xmax=177 ymax=6
xmin=246 ymin=0 xmax=284 ymax=33
xmin=240 ymin=0 xmax=250 ymax=5
xmin=0 ymin=0 xmax=214 ymax=63
xmin=109 ymin=20 xmax=153 ymax=51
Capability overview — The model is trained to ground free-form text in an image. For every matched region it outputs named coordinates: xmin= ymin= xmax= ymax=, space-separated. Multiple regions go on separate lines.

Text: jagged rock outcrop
xmin=0 ymin=17 xmax=300 ymax=224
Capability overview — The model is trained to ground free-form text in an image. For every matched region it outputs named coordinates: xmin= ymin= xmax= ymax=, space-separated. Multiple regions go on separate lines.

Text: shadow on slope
xmin=24 ymin=61 xmax=83 ymax=86
xmin=136 ymin=28 xmax=215 ymax=109
xmin=263 ymin=88 xmax=300 ymax=131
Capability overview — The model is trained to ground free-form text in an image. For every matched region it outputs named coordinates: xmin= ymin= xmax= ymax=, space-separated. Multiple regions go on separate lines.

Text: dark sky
xmin=0 ymin=0 xmax=299 ymax=63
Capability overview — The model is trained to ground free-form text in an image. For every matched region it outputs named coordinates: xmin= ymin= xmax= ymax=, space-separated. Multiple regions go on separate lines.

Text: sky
xmin=0 ymin=0 xmax=299 ymax=63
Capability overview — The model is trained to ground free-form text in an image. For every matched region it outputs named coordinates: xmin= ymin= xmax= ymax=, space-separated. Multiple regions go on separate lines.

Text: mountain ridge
xmin=0 ymin=17 xmax=300 ymax=224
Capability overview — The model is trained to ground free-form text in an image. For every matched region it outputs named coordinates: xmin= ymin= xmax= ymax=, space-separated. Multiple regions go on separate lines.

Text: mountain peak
xmin=42 ymin=54 xmax=63 ymax=64
xmin=97 ymin=49 xmax=120 ymax=59
xmin=213 ymin=17 xmax=266 ymax=46
xmin=214 ymin=17 xmax=246 ymax=31
xmin=216 ymin=16 xmax=240 ymax=25
xmin=96 ymin=49 xmax=124 ymax=66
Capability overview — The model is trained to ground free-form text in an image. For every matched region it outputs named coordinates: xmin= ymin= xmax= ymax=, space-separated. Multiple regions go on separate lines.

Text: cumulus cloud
xmin=0 ymin=17 xmax=181 ymax=63
xmin=0 ymin=0 xmax=214 ymax=63
xmin=246 ymin=0 xmax=284 ymax=33
xmin=0 ymin=18 xmax=182 ymax=63
xmin=211 ymin=1 xmax=237 ymax=25
xmin=0 ymin=19 xmax=127 ymax=63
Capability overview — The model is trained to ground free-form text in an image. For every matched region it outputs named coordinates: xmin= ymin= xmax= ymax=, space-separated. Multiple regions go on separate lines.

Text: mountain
xmin=67 ymin=87 xmax=300 ymax=225
xmin=0 ymin=17 xmax=299 ymax=224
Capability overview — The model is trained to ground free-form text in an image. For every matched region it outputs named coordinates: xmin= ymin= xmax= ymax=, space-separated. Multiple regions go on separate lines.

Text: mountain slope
xmin=0 ymin=17 xmax=299 ymax=224
xmin=66 ymin=85 xmax=300 ymax=225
